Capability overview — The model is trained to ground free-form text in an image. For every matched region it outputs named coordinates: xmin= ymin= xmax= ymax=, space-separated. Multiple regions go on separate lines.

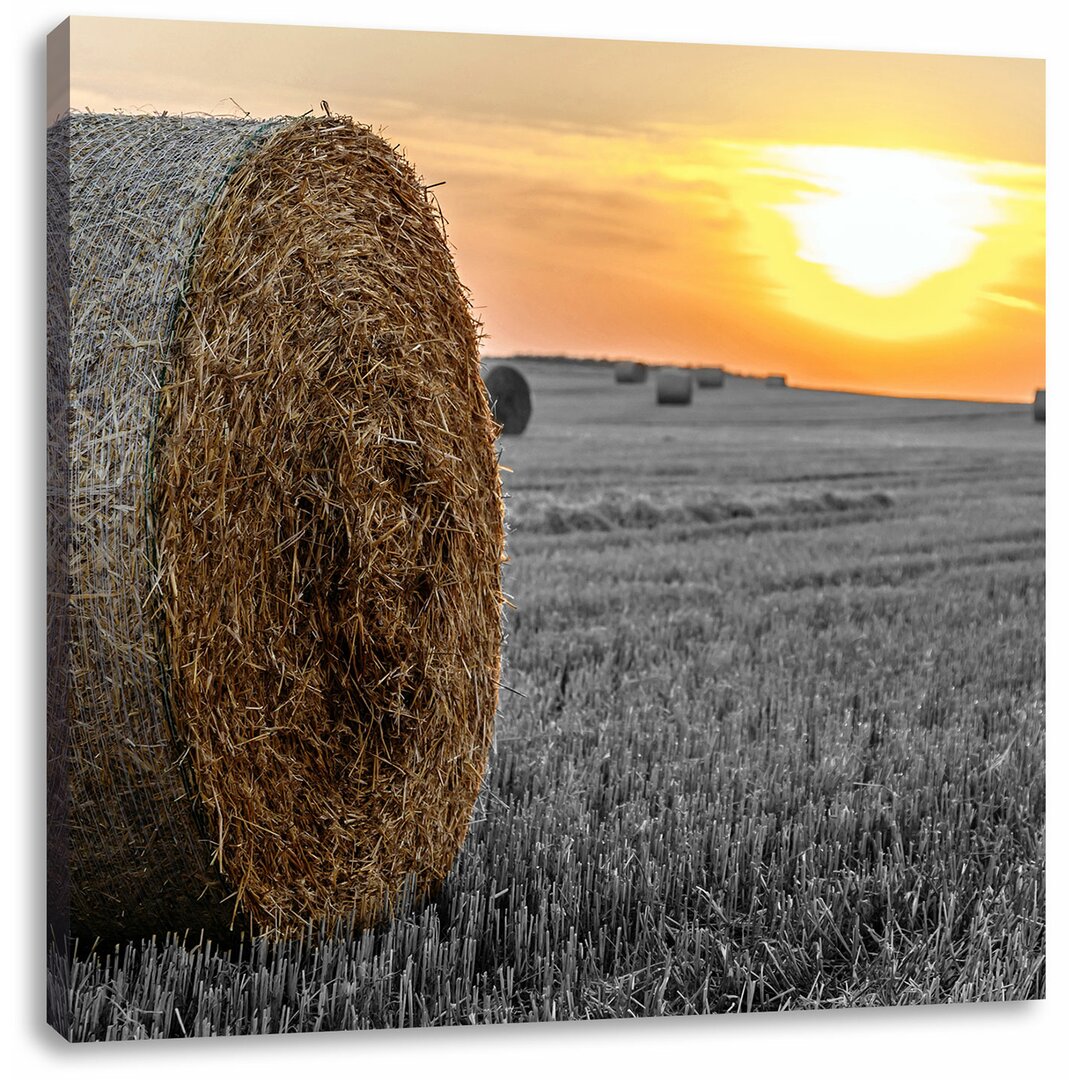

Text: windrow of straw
xmin=47 ymin=112 xmax=505 ymax=944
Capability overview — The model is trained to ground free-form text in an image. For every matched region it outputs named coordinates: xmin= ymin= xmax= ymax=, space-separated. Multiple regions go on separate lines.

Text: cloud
xmin=979 ymin=292 xmax=1044 ymax=314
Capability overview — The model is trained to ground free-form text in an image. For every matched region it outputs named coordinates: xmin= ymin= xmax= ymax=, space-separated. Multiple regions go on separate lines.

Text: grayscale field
xmin=52 ymin=360 xmax=1044 ymax=1037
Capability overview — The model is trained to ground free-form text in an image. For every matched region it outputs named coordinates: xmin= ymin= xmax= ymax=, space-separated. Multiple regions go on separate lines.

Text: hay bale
xmin=656 ymin=368 xmax=693 ymax=405
xmin=47 ymin=112 xmax=505 ymax=943
xmin=765 ymin=375 xmax=787 ymax=388
xmin=1034 ymin=388 xmax=1045 ymax=422
xmin=614 ymin=361 xmax=648 ymax=383
xmin=483 ymin=364 xmax=532 ymax=434
xmin=695 ymin=368 xmax=725 ymax=388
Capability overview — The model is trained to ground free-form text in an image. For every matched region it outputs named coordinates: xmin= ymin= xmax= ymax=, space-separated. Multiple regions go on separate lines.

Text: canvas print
xmin=46 ymin=16 xmax=1045 ymax=1040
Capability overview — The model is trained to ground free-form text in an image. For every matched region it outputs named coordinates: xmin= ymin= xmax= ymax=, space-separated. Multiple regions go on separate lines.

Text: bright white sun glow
xmin=769 ymin=146 xmax=1005 ymax=296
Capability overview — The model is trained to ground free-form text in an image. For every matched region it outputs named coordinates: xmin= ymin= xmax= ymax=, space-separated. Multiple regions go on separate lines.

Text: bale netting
xmin=695 ymin=368 xmax=725 ymax=388
xmin=483 ymin=364 xmax=532 ymax=434
xmin=656 ymin=368 xmax=693 ymax=405
xmin=1034 ymin=388 xmax=1045 ymax=422
xmin=614 ymin=361 xmax=648 ymax=384
xmin=47 ymin=111 xmax=505 ymax=944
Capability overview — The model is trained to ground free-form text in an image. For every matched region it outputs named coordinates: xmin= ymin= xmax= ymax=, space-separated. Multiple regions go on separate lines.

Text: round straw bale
xmin=695 ymin=367 xmax=725 ymax=388
xmin=483 ymin=364 xmax=532 ymax=434
xmin=614 ymin=361 xmax=648 ymax=383
xmin=47 ymin=112 xmax=505 ymax=943
xmin=765 ymin=374 xmax=787 ymax=388
xmin=656 ymin=368 xmax=694 ymax=405
xmin=1034 ymin=388 xmax=1045 ymax=422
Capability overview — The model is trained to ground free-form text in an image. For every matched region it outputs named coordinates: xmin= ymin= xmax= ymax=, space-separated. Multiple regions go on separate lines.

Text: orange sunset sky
xmin=51 ymin=16 xmax=1046 ymax=401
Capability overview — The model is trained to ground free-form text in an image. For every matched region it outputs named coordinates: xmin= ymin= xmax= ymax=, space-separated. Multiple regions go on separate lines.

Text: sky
xmin=54 ymin=15 xmax=1046 ymax=401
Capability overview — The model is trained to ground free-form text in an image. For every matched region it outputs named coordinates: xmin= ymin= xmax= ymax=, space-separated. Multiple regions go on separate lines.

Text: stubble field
xmin=52 ymin=360 xmax=1045 ymax=1038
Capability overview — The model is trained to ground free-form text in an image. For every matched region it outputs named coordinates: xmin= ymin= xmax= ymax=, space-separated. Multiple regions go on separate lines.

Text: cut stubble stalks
xmin=48 ymin=112 xmax=506 ymax=943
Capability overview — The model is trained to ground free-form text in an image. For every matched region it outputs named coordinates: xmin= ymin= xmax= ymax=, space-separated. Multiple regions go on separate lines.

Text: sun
xmin=721 ymin=142 xmax=1042 ymax=341
xmin=771 ymin=146 xmax=1002 ymax=297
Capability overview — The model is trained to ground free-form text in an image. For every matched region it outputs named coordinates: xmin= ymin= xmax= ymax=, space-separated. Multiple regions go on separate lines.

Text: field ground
xmin=51 ymin=361 xmax=1045 ymax=1037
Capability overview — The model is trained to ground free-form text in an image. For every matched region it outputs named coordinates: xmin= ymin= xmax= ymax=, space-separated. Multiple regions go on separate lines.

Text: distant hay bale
xmin=47 ymin=112 xmax=505 ymax=943
xmin=483 ymin=364 xmax=532 ymax=434
xmin=1034 ymin=388 xmax=1045 ymax=422
xmin=765 ymin=375 xmax=787 ymax=388
xmin=695 ymin=368 xmax=725 ymax=388
xmin=656 ymin=368 xmax=693 ymax=405
xmin=614 ymin=361 xmax=648 ymax=383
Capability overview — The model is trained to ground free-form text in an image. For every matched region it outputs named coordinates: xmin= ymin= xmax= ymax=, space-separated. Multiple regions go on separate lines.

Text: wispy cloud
xmin=979 ymin=291 xmax=1044 ymax=314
